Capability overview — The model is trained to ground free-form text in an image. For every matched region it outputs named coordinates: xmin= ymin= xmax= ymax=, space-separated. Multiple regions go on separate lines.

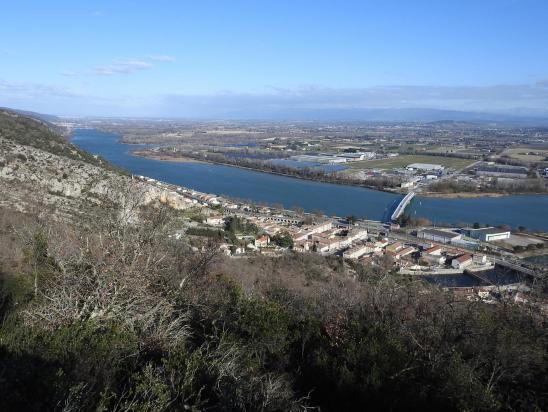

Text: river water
xmin=419 ymin=269 xmax=522 ymax=288
xmin=72 ymin=129 xmax=548 ymax=231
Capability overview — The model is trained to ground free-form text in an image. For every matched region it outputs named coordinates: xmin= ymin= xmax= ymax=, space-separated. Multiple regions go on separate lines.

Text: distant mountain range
xmin=3 ymin=106 xmax=548 ymax=125
xmin=214 ymin=107 xmax=548 ymax=124
xmin=0 ymin=107 xmax=61 ymax=124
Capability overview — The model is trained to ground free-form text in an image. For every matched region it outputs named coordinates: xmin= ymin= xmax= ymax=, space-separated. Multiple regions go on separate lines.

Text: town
xmin=138 ymin=172 xmax=546 ymax=305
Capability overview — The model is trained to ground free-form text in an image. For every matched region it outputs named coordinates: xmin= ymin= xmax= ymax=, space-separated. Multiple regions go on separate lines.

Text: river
xmin=419 ymin=269 xmax=522 ymax=288
xmin=72 ymin=128 xmax=548 ymax=231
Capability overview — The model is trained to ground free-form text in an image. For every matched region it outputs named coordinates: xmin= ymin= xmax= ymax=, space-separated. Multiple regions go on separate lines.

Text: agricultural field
xmin=501 ymin=146 xmax=548 ymax=163
xmin=425 ymin=145 xmax=467 ymax=154
xmin=348 ymin=154 xmax=476 ymax=170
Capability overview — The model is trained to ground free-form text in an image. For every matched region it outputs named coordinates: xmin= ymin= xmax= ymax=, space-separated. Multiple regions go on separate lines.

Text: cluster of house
xmin=245 ymin=217 xmax=370 ymax=255
xmin=231 ymin=216 xmax=391 ymax=258
xmin=293 ymin=224 xmax=369 ymax=253
xmin=194 ymin=210 xmax=499 ymax=273
xmin=341 ymin=240 xmax=417 ymax=261
xmin=420 ymin=244 xmax=489 ymax=270
xmin=138 ymin=175 xmax=241 ymax=211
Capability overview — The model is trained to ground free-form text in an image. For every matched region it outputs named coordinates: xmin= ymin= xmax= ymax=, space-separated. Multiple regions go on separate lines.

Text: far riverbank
xmin=131 ymin=149 xmax=402 ymax=195
xmin=71 ymin=128 xmax=548 ymax=231
xmin=132 ymin=150 xmax=205 ymax=164
xmin=133 ymin=149 xmax=547 ymax=200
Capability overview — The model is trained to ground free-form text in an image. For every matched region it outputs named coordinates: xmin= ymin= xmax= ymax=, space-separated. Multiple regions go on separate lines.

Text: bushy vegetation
xmin=149 ymin=149 xmax=403 ymax=190
xmin=395 ymin=213 xmax=432 ymax=227
xmin=0 ymin=203 xmax=546 ymax=411
xmin=427 ymin=177 xmax=548 ymax=194
xmin=224 ymin=215 xmax=260 ymax=235
xmin=271 ymin=231 xmax=294 ymax=248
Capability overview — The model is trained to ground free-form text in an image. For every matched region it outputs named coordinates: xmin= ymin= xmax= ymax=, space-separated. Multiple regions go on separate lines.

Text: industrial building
xmin=417 ymin=228 xmax=462 ymax=244
xmin=465 ymin=227 xmax=511 ymax=242
xmin=475 ymin=164 xmax=528 ymax=178
xmin=291 ymin=154 xmax=347 ymax=164
xmin=406 ymin=163 xmax=444 ymax=171
xmin=336 ymin=152 xmax=376 ymax=161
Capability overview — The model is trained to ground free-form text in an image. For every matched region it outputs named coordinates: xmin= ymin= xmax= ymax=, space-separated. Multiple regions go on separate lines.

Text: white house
xmin=451 ymin=254 xmax=473 ymax=269
xmin=206 ymin=215 xmax=225 ymax=226
xmin=343 ymin=244 xmax=372 ymax=259
xmin=254 ymin=234 xmax=270 ymax=248
xmin=422 ymin=253 xmax=446 ymax=266
xmin=424 ymin=245 xmax=442 ymax=255
xmin=473 ymin=254 xmax=488 ymax=265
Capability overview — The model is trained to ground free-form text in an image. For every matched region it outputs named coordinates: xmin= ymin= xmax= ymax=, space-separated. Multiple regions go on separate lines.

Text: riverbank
xmin=133 ymin=150 xmax=548 ymax=200
xmin=516 ymin=248 xmax=548 ymax=259
xmin=131 ymin=149 xmax=402 ymax=195
xmin=419 ymin=191 xmax=506 ymax=199
xmin=132 ymin=150 xmax=205 ymax=164
xmin=420 ymin=191 xmax=548 ymax=199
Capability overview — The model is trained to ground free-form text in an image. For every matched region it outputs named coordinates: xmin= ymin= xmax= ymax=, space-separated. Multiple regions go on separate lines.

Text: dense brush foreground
xmin=0 ymin=111 xmax=547 ymax=411
xmin=0 ymin=201 xmax=547 ymax=411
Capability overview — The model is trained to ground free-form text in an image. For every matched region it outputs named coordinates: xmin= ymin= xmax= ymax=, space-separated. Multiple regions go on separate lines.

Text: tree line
xmin=155 ymin=148 xmax=403 ymax=190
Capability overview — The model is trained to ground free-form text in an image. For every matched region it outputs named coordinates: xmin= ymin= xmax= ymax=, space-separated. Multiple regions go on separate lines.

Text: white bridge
xmin=391 ymin=191 xmax=415 ymax=222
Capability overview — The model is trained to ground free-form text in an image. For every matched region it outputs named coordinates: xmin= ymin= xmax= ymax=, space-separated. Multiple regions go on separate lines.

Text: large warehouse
xmin=406 ymin=163 xmax=444 ymax=171
xmin=417 ymin=228 xmax=462 ymax=244
xmin=465 ymin=227 xmax=511 ymax=242
xmin=475 ymin=164 xmax=528 ymax=178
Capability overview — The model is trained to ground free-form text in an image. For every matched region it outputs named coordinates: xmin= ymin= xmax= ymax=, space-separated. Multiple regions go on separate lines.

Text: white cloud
xmin=60 ymin=70 xmax=79 ymax=77
xmin=155 ymin=83 xmax=548 ymax=119
xmin=63 ymin=55 xmax=174 ymax=78
xmin=148 ymin=55 xmax=176 ymax=62
xmin=0 ymin=79 xmax=82 ymax=99
xmin=2 ymin=77 xmax=548 ymax=119
xmin=92 ymin=59 xmax=153 ymax=76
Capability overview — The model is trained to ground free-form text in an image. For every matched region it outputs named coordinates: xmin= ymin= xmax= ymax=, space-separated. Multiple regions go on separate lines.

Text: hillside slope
xmin=0 ymin=109 xmax=185 ymax=222
xmin=0 ymin=109 xmax=101 ymax=164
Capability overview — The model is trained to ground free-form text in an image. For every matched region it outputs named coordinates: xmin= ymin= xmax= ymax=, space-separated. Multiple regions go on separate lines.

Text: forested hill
xmin=0 ymin=111 xmax=547 ymax=411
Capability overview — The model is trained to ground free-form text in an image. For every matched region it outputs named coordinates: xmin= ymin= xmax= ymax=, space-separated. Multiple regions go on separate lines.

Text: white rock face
xmin=0 ymin=136 xmax=189 ymax=221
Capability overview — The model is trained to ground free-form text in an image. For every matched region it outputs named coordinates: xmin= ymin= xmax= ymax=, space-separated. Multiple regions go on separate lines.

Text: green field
xmin=501 ymin=147 xmax=548 ymax=163
xmin=348 ymin=155 xmax=476 ymax=171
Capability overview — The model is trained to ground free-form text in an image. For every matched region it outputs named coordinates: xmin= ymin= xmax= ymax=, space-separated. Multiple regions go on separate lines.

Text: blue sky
xmin=1 ymin=0 xmax=548 ymax=117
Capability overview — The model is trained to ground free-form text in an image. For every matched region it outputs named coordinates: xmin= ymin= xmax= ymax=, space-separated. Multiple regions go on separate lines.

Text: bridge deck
xmin=391 ymin=191 xmax=415 ymax=221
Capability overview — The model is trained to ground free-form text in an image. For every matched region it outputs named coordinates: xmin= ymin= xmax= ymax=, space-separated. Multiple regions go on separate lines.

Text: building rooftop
xmin=385 ymin=242 xmax=402 ymax=253
xmin=425 ymin=245 xmax=442 ymax=254
xmin=454 ymin=254 xmax=473 ymax=263
xmin=470 ymin=227 xmax=511 ymax=235
xmin=477 ymin=164 xmax=528 ymax=172
xmin=406 ymin=163 xmax=444 ymax=170
xmin=420 ymin=228 xmax=460 ymax=239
